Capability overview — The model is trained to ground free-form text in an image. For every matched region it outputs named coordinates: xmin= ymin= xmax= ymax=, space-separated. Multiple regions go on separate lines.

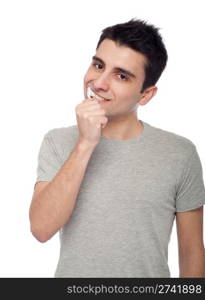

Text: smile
xmin=87 ymin=87 xmax=111 ymax=101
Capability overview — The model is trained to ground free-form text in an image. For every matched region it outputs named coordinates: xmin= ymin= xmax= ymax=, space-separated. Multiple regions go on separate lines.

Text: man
xmin=29 ymin=18 xmax=205 ymax=277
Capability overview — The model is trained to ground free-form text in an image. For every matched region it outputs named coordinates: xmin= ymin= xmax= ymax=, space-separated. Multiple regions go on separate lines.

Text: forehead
xmin=95 ymin=39 xmax=147 ymax=78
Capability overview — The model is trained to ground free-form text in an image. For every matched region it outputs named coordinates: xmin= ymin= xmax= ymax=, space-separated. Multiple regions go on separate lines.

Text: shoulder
xmin=145 ymin=122 xmax=196 ymax=159
xmin=45 ymin=124 xmax=79 ymax=142
xmin=43 ymin=125 xmax=79 ymax=161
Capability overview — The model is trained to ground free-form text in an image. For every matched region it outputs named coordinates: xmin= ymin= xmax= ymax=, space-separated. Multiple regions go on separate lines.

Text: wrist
xmin=76 ymin=138 xmax=98 ymax=151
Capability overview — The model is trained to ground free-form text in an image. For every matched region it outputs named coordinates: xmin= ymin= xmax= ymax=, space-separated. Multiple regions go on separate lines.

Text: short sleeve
xmin=34 ymin=132 xmax=61 ymax=189
xmin=175 ymin=146 xmax=205 ymax=212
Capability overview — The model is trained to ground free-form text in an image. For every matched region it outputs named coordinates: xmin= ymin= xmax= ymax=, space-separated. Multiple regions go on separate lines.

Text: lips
xmin=87 ymin=87 xmax=110 ymax=101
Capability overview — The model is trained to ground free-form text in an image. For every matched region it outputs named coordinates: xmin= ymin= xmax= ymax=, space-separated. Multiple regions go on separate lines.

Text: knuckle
xmin=88 ymin=116 xmax=94 ymax=122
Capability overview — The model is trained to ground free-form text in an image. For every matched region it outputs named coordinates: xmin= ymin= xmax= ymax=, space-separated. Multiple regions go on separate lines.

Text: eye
xmin=117 ymin=73 xmax=129 ymax=81
xmin=92 ymin=63 xmax=103 ymax=69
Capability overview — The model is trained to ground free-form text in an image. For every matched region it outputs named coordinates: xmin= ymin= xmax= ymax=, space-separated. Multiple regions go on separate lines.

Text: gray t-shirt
xmin=35 ymin=120 xmax=205 ymax=277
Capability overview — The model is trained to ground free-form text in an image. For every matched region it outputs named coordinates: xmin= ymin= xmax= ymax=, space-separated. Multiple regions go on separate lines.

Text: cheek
xmin=84 ymin=71 xmax=89 ymax=82
xmin=115 ymin=86 xmax=141 ymax=108
xmin=84 ymin=68 xmax=92 ymax=81
xmin=116 ymin=86 xmax=133 ymax=100
xmin=84 ymin=67 xmax=97 ymax=83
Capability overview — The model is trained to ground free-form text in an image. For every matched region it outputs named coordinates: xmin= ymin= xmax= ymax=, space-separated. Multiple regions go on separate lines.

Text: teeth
xmin=87 ymin=87 xmax=96 ymax=99
xmin=87 ymin=87 xmax=108 ymax=101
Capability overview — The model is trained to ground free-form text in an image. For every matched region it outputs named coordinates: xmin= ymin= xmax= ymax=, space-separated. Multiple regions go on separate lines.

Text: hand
xmin=75 ymin=98 xmax=108 ymax=146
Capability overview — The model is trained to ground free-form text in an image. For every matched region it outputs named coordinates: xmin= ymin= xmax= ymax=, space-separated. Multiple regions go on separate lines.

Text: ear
xmin=138 ymin=86 xmax=158 ymax=106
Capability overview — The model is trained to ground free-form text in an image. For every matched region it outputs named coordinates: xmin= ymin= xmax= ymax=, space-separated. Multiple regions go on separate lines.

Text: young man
xmin=29 ymin=19 xmax=205 ymax=278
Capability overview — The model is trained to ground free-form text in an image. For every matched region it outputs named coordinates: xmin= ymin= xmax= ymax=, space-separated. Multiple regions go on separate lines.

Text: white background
xmin=0 ymin=0 xmax=204 ymax=277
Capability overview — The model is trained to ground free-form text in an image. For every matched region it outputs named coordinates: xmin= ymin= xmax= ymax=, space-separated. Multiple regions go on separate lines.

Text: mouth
xmin=87 ymin=87 xmax=111 ymax=102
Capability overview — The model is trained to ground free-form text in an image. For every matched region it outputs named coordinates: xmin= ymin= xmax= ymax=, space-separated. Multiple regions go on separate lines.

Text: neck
xmin=101 ymin=112 xmax=143 ymax=140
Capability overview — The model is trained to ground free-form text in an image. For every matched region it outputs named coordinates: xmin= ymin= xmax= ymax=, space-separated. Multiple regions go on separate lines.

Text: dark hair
xmin=96 ymin=18 xmax=168 ymax=93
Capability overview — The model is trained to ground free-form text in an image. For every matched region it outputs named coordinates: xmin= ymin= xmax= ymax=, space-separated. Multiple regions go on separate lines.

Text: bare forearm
xmin=30 ymin=139 xmax=96 ymax=242
xmin=179 ymin=249 xmax=205 ymax=277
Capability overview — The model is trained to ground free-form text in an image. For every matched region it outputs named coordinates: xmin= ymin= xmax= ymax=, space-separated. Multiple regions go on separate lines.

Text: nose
xmin=93 ymin=73 xmax=109 ymax=92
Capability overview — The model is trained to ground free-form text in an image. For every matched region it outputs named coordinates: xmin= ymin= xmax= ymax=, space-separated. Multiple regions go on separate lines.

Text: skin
xmin=83 ymin=38 xmax=205 ymax=276
xmin=83 ymin=38 xmax=157 ymax=140
xmin=176 ymin=206 xmax=205 ymax=277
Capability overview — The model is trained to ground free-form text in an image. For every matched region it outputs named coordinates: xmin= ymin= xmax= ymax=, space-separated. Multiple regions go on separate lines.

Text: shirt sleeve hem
xmin=175 ymin=201 xmax=205 ymax=212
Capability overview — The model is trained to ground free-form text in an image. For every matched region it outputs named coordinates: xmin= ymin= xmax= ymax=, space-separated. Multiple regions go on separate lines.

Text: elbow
xmin=29 ymin=210 xmax=51 ymax=243
xmin=32 ymin=232 xmax=49 ymax=243
xmin=29 ymin=209 xmax=59 ymax=243
xmin=30 ymin=223 xmax=51 ymax=243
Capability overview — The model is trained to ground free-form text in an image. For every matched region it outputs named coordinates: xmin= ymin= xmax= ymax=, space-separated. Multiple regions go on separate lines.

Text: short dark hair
xmin=96 ymin=18 xmax=168 ymax=93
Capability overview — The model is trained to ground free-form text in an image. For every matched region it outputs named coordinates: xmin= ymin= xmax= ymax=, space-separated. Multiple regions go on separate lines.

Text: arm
xmin=29 ymin=139 xmax=96 ymax=243
xmin=176 ymin=206 xmax=205 ymax=277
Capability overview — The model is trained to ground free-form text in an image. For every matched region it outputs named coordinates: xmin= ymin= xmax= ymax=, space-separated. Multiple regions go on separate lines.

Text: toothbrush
xmin=87 ymin=87 xmax=96 ymax=99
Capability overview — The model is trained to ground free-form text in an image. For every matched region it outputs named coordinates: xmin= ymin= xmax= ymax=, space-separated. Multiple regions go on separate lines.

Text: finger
xmin=84 ymin=97 xmax=98 ymax=103
xmin=82 ymin=100 xmax=102 ymax=109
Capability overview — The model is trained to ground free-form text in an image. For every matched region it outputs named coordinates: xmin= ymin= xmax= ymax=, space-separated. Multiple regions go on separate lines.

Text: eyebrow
xmin=92 ymin=55 xmax=136 ymax=79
